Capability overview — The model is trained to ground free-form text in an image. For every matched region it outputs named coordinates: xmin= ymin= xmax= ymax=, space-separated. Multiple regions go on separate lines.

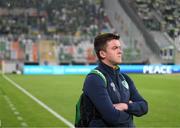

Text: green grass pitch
xmin=0 ymin=74 xmax=180 ymax=127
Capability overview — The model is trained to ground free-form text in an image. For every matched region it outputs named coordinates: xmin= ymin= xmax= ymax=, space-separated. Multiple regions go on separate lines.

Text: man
xmin=82 ymin=33 xmax=148 ymax=127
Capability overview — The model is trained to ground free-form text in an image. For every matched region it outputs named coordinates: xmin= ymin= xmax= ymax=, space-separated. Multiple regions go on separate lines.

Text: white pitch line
xmin=3 ymin=95 xmax=28 ymax=127
xmin=14 ymin=111 xmax=20 ymax=115
xmin=21 ymin=122 xmax=28 ymax=127
xmin=17 ymin=116 xmax=23 ymax=121
xmin=2 ymin=74 xmax=74 ymax=128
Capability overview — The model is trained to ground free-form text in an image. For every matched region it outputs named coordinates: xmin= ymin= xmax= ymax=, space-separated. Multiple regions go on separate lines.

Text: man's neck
xmin=101 ymin=60 xmax=119 ymax=70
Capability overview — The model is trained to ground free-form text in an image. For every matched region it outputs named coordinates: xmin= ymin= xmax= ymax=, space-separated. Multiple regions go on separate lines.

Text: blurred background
xmin=0 ymin=0 xmax=180 ymax=127
xmin=0 ymin=0 xmax=179 ymax=73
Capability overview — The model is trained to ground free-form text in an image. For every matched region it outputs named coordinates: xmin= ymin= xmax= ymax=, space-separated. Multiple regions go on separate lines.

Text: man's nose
xmin=118 ymin=47 xmax=122 ymax=54
xmin=119 ymin=50 xmax=123 ymax=55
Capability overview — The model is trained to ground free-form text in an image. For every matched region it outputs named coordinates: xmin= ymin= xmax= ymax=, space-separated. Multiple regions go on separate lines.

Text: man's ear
xmin=99 ymin=50 xmax=106 ymax=59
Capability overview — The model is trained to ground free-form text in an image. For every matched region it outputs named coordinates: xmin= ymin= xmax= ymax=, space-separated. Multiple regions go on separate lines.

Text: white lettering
xmin=143 ymin=65 xmax=172 ymax=74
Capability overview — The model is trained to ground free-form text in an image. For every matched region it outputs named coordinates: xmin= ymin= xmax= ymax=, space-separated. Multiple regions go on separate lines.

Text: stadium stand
xmin=104 ymin=0 xmax=155 ymax=63
xmin=0 ymin=0 xmax=117 ymax=67
xmin=39 ymin=40 xmax=57 ymax=65
xmin=111 ymin=0 xmax=179 ymax=64
xmin=131 ymin=0 xmax=180 ymax=39
xmin=0 ymin=0 xmax=180 ymax=69
xmin=0 ymin=0 xmax=113 ymax=36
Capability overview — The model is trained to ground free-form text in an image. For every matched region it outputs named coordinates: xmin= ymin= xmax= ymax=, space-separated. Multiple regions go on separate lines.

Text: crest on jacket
xmin=122 ymin=80 xmax=129 ymax=89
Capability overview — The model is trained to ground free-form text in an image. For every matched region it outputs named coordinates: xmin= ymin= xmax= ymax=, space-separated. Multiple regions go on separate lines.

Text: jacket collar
xmin=98 ymin=61 xmax=120 ymax=76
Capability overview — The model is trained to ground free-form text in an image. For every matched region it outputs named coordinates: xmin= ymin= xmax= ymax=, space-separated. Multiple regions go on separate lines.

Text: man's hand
xmin=113 ymin=103 xmax=128 ymax=111
xmin=113 ymin=101 xmax=133 ymax=111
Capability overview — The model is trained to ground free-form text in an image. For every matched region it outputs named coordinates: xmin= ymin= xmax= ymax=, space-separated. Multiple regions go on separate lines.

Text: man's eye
xmin=112 ymin=46 xmax=117 ymax=49
xmin=112 ymin=46 xmax=122 ymax=50
xmin=113 ymin=46 xmax=119 ymax=50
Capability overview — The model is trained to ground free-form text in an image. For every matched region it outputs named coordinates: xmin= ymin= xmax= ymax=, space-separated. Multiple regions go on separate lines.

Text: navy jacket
xmin=83 ymin=62 xmax=148 ymax=127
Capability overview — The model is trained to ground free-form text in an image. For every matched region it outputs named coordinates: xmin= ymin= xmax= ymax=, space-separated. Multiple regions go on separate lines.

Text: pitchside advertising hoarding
xmin=24 ymin=65 xmax=180 ymax=74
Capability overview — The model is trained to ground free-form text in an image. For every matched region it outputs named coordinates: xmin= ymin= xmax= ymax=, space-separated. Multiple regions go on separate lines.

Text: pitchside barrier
xmin=23 ymin=65 xmax=180 ymax=75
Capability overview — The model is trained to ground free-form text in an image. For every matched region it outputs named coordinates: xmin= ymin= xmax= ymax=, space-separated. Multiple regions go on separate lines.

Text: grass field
xmin=0 ymin=73 xmax=180 ymax=127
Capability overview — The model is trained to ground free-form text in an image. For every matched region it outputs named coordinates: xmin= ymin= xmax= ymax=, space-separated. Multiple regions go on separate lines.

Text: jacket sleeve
xmin=122 ymin=73 xmax=148 ymax=117
xmin=83 ymin=74 xmax=131 ymax=126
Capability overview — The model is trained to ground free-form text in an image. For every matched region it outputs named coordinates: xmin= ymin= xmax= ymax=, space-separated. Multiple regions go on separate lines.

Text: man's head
xmin=94 ymin=33 xmax=123 ymax=67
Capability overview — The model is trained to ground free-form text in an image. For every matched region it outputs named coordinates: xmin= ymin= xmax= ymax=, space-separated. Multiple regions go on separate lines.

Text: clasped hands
xmin=113 ymin=100 xmax=133 ymax=111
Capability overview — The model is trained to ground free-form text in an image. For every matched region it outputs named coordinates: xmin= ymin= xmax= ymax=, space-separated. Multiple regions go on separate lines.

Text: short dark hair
xmin=94 ymin=33 xmax=120 ymax=59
